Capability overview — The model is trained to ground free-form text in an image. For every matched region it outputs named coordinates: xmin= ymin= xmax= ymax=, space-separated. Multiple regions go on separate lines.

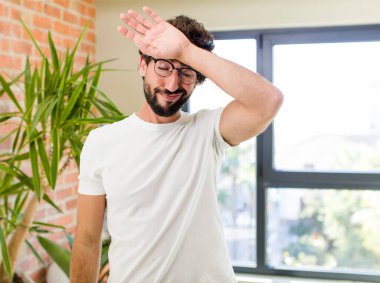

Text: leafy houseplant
xmin=0 ymin=21 xmax=124 ymax=282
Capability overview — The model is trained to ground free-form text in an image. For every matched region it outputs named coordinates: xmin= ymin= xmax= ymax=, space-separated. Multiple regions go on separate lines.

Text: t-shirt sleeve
xmin=78 ymin=131 xmax=105 ymax=195
xmin=213 ymin=107 xmax=231 ymax=156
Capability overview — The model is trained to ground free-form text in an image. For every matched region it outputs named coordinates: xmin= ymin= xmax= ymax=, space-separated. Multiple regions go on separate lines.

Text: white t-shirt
xmin=78 ymin=108 xmax=236 ymax=283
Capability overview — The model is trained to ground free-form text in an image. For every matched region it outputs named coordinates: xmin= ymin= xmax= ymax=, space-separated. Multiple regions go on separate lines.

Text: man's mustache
xmin=155 ymin=88 xmax=187 ymax=96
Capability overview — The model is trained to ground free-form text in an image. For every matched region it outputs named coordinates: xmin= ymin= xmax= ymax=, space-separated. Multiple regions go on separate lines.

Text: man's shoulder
xmin=87 ymin=115 xmax=132 ymax=144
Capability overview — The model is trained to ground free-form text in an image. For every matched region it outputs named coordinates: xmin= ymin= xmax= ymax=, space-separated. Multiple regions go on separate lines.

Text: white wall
xmin=96 ymin=0 xmax=380 ymax=115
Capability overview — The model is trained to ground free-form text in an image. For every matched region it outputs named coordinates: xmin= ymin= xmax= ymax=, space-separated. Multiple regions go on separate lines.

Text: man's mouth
xmin=156 ymin=89 xmax=185 ymax=102
xmin=161 ymin=93 xmax=181 ymax=101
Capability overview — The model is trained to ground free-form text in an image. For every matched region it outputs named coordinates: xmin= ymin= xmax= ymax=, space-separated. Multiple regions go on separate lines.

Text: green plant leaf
xmin=61 ymin=79 xmax=86 ymax=122
xmin=50 ymin=128 xmax=60 ymax=189
xmin=11 ymin=190 xmax=28 ymax=224
xmin=29 ymin=141 xmax=41 ymax=199
xmin=0 ymin=75 xmax=23 ymax=113
xmin=37 ymin=236 xmax=71 ymax=278
xmin=20 ymin=18 xmax=46 ymax=59
xmin=43 ymin=193 xmax=63 ymax=213
xmin=87 ymin=64 xmax=101 ymax=100
xmin=28 ymin=96 xmax=54 ymax=140
xmin=24 ymin=57 xmax=32 ymax=114
xmin=0 ymin=164 xmax=16 ymax=176
xmin=0 ymin=183 xmax=25 ymax=196
xmin=48 ymin=31 xmax=59 ymax=70
xmin=0 ymin=227 xmax=13 ymax=279
xmin=25 ymin=239 xmax=46 ymax=266
xmin=2 ymin=152 xmax=29 ymax=163
xmin=0 ymin=128 xmax=17 ymax=144
xmin=37 ymin=136 xmax=51 ymax=186
xmin=94 ymin=88 xmax=123 ymax=116
xmin=12 ymin=122 xmax=22 ymax=153
xmin=33 ymin=221 xmax=64 ymax=230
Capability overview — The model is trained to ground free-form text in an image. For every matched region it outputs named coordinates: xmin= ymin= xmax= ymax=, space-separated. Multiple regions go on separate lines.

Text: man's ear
xmin=139 ymin=55 xmax=147 ymax=77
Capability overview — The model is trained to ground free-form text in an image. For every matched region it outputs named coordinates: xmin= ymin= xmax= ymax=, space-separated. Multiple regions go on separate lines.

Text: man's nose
xmin=164 ymin=70 xmax=181 ymax=92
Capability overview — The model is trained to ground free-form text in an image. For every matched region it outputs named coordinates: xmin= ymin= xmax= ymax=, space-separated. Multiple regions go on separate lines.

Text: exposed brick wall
xmin=0 ymin=0 xmax=96 ymax=282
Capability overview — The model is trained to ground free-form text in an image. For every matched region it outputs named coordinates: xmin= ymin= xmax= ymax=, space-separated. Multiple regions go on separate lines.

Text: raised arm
xmin=70 ymin=194 xmax=106 ymax=283
xmin=182 ymin=46 xmax=283 ymax=145
xmin=118 ymin=6 xmax=283 ymax=145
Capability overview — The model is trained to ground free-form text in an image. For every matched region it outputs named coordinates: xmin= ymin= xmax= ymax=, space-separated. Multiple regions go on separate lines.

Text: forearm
xmin=70 ymin=240 xmax=101 ymax=283
xmin=181 ymin=44 xmax=282 ymax=108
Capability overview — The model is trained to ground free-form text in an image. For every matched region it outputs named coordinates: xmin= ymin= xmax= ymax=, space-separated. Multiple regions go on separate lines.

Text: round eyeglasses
xmin=151 ymin=57 xmax=198 ymax=85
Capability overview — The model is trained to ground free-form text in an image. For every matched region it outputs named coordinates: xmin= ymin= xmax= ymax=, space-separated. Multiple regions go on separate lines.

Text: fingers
xmin=142 ymin=6 xmax=164 ymax=23
xmin=120 ymin=12 xmax=149 ymax=35
xmin=117 ymin=25 xmax=135 ymax=41
xmin=118 ymin=25 xmax=150 ymax=53
xmin=126 ymin=9 xmax=153 ymax=29
xmin=119 ymin=6 xmax=164 ymax=37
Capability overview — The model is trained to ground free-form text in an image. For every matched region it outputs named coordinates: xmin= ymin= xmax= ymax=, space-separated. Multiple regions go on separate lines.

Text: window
xmin=190 ymin=39 xmax=257 ymax=267
xmin=190 ymin=26 xmax=380 ymax=282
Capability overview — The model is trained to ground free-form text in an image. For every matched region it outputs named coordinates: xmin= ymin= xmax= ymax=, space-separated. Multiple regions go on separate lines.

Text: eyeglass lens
xmin=154 ymin=59 xmax=197 ymax=84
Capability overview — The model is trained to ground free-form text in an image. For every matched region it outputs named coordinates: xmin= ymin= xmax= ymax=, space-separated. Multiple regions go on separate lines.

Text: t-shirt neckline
xmin=130 ymin=111 xmax=186 ymax=130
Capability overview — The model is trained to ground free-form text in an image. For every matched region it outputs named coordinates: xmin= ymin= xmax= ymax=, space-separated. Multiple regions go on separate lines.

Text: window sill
xmin=236 ymin=274 xmax=365 ymax=283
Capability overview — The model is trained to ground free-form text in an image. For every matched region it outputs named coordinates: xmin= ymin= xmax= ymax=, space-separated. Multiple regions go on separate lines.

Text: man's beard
xmin=143 ymin=81 xmax=191 ymax=117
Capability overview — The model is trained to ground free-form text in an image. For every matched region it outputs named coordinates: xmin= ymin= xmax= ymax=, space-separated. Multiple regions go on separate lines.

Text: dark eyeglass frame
xmin=151 ymin=57 xmax=199 ymax=85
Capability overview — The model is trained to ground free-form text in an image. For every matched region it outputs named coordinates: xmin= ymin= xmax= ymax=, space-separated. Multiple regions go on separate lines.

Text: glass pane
xmin=273 ymin=42 xmax=380 ymax=172
xmin=267 ymin=188 xmax=380 ymax=274
xmin=190 ymin=39 xmax=257 ymax=111
xmin=190 ymin=39 xmax=257 ymax=267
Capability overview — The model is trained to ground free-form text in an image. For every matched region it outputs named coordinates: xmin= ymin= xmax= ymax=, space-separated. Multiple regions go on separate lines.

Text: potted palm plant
xmin=0 ymin=21 xmax=124 ymax=282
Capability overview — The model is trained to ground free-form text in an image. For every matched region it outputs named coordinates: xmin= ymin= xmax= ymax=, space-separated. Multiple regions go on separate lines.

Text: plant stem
xmin=0 ymin=167 xmax=50 ymax=282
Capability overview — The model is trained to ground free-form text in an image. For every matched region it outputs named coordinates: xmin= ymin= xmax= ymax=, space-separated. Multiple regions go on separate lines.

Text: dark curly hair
xmin=140 ymin=15 xmax=214 ymax=84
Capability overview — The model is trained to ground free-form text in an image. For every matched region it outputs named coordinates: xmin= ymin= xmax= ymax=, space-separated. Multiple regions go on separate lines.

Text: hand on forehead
xmin=118 ymin=6 xmax=191 ymax=61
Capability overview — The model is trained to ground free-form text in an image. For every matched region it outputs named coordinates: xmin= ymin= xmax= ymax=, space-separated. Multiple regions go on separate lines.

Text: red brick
xmin=35 ymin=208 xmax=46 ymax=220
xmin=81 ymin=43 xmax=95 ymax=54
xmin=82 ymin=0 xmax=95 ymax=4
xmin=76 ymin=2 xmax=86 ymax=14
xmin=1 ymin=39 xmax=10 ymax=52
xmin=85 ymin=31 xmax=96 ymax=43
xmin=63 ymin=38 xmax=75 ymax=49
xmin=19 ymin=256 xmax=37 ymax=270
xmin=80 ymin=17 xmax=94 ymax=29
xmin=0 ymin=55 xmax=22 ymax=69
xmin=23 ymin=28 xmax=44 ymax=42
xmin=65 ymin=171 xmax=79 ymax=183
xmin=33 ymin=15 xmax=51 ymax=29
xmin=56 ymin=187 xmax=73 ymax=199
xmin=66 ymin=199 xmax=77 ymax=210
xmin=0 ymin=21 xmax=22 ymax=37
xmin=54 ymin=214 xmax=74 ymax=226
xmin=10 ymin=23 xmax=22 ymax=37
xmin=53 ymin=20 xmax=71 ymax=35
xmin=70 ymin=27 xmax=81 ymax=38
xmin=10 ymin=8 xmax=21 ymax=20
xmin=44 ymin=3 xmax=61 ymax=19
xmin=86 ymin=6 xmax=96 ymax=18
xmin=53 ymin=0 xmax=69 ymax=8
xmin=23 ymin=0 xmax=43 ymax=12
xmin=75 ymin=55 xmax=88 ymax=66
xmin=12 ymin=40 xmax=32 ymax=54
xmin=0 ymin=2 xmax=9 ymax=16
xmin=63 ymin=11 xmax=78 ymax=24
xmin=40 ymin=45 xmax=52 ymax=57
